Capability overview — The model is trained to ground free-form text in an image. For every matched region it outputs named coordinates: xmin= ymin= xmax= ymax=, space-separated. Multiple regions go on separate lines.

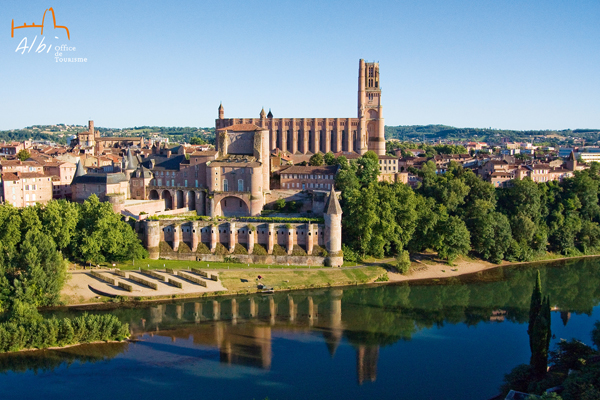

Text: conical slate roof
xmin=74 ymin=160 xmax=85 ymax=177
xmin=325 ymin=186 xmax=342 ymax=215
xmin=267 ymin=108 xmax=273 ymax=118
xmin=126 ymin=148 xmax=137 ymax=170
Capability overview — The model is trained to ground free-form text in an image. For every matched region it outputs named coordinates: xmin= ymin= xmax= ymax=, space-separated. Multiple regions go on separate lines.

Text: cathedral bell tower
xmin=357 ymin=59 xmax=385 ymax=156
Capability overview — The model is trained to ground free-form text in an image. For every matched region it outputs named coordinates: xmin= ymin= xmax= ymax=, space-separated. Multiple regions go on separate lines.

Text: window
xmin=32 ymin=194 xmax=36 ymax=201
xmin=25 ymin=194 xmax=29 ymax=201
xmin=171 ymin=179 xmax=174 ymax=187
xmin=158 ymin=179 xmax=162 ymax=186
xmin=302 ymin=183 xmax=305 ymax=190
xmin=238 ymin=179 xmax=243 ymax=191
xmin=195 ymin=180 xmax=198 ymax=188
xmin=223 ymin=179 xmax=229 ymax=191
xmin=184 ymin=180 xmax=188 ymax=187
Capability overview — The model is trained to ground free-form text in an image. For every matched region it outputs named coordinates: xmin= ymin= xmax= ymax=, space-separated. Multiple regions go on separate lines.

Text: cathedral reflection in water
xmin=133 ymin=289 xmax=379 ymax=385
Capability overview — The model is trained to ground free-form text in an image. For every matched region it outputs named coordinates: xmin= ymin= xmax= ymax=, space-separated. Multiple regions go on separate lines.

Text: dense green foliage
xmin=0 ymin=313 xmax=129 ymax=353
xmin=384 ymin=125 xmax=599 ymax=145
xmin=503 ymin=321 xmax=600 ymax=399
xmin=386 ymin=141 xmax=467 ymax=157
xmin=336 ymin=151 xmax=600 ymax=264
xmin=16 ymin=149 xmax=30 ymax=161
xmin=0 ymin=196 xmax=147 ymax=313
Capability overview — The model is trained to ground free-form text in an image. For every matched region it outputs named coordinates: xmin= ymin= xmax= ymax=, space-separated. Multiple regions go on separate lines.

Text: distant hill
xmin=384 ymin=125 xmax=600 ymax=143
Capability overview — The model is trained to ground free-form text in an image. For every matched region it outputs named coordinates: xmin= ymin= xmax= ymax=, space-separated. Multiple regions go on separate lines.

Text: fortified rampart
xmin=139 ymin=217 xmax=342 ymax=266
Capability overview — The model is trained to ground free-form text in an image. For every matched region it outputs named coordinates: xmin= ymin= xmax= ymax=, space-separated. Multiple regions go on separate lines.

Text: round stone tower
xmin=324 ymin=187 xmax=343 ymax=267
xmin=145 ymin=220 xmax=161 ymax=259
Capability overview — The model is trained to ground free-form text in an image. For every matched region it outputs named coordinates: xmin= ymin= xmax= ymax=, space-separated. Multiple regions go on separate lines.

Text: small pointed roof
xmin=260 ymin=107 xmax=266 ymax=118
xmin=126 ymin=148 xmax=136 ymax=170
xmin=325 ymin=186 xmax=342 ymax=215
xmin=218 ymin=102 xmax=224 ymax=111
xmin=267 ymin=108 xmax=273 ymax=118
xmin=567 ymin=150 xmax=576 ymax=161
xmin=74 ymin=160 xmax=85 ymax=177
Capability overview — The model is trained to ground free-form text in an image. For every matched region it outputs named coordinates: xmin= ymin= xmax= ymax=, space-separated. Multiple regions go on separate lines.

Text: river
xmin=2 ymin=258 xmax=600 ymax=400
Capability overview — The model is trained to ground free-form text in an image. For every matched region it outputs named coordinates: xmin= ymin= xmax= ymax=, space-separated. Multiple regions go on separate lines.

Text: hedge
xmin=0 ymin=314 xmax=129 ymax=353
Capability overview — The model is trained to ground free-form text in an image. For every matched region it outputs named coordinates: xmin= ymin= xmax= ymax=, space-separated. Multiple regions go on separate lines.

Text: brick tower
xmin=358 ymin=59 xmax=385 ymax=156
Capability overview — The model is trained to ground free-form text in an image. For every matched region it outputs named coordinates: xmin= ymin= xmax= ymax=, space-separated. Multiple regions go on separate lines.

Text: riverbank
xmin=59 ymin=253 xmax=600 ymax=307
xmin=387 ymin=252 xmax=600 ymax=284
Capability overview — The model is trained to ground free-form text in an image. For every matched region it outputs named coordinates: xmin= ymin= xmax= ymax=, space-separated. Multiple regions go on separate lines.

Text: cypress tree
xmin=528 ymin=271 xmax=552 ymax=376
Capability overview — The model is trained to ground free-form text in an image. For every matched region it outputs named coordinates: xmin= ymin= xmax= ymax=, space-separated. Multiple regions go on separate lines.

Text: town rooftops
xmin=1 ymin=172 xmax=48 ymax=181
xmin=191 ymin=150 xmax=217 ymax=157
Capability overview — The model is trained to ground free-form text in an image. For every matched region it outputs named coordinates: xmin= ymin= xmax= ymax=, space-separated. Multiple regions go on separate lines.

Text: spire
xmin=325 ymin=186 xmax=342 ymax=215
xmin=126 ymin=148 xmax=136 ymax=170
xmin=74 ymin=160 xmax=85 ymax=177
xmin=568 ymin=150 xmax=575 ymax=161
xmin=267 ymin=108 xmax=273 ymax=118
xmin=260 ymin=107 xmax=266 ymax=118
xmin=218 ymin=102 xmax=224 ymax=119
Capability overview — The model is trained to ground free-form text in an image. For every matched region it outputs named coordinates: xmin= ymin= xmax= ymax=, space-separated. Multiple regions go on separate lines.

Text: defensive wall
xmin=139 ymin=218 xmax=343 ymax=266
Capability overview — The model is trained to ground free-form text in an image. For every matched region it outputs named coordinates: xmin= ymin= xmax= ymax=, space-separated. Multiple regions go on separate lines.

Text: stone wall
xmin=141 ymin=218 xmax=339 ymax=266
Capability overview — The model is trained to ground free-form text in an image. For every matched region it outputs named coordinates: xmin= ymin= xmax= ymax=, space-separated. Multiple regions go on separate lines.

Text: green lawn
xmin=218 ymin=266 xmax=387 ymax=292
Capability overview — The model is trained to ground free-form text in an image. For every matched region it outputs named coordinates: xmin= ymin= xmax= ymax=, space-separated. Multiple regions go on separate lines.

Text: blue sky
xmin=1 ymin=0 xmax=599 ymax=130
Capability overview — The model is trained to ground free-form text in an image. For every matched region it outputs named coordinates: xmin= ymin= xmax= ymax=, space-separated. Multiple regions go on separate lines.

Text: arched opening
xmin=176 ymin=190 xmax=184 ymax=209
xmin=187 ymin=191 xmax=196 ymax=210
xmin=148 ymin=189 xmax=159 ymax=200
xmin=161 ymin=190 xmax=173 ymax=210
xmin=219 ymin=196 xmax=249 ymax=217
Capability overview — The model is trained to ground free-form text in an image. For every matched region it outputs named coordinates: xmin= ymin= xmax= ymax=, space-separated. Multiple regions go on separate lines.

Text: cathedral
xmin=215 ymin=59 xmax=386 ymax=157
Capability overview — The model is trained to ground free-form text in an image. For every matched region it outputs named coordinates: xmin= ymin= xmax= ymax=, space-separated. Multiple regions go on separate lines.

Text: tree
xmin=309 ymin=153 xmax=324 ymax=166
xmin=528 ymin=271 xmax=551 ymax=377
xmin=324 ymin=152 xmax=336 ymax=165
xmin=16 ymin=149 xmax=31 ymax=161
xmin=189 ymin=137 xmax=206 ymax=145
xmin=71 ymin=195 xmax=148 ymax=263
xmin=434 ymin=216 xmax=471 ymax=263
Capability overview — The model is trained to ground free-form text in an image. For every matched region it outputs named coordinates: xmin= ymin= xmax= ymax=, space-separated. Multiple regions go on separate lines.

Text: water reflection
xmin=10 ymin=257 xmax=600 ymax=384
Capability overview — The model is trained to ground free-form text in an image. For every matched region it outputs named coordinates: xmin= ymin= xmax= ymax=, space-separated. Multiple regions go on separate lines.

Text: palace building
xmin=215 ymin=59 xmax=385 ymax=157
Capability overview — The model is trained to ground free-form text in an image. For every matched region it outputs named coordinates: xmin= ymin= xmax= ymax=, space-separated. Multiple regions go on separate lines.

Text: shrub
xmin=196 ymin=242 xmax=211 ymax=254
xmin=272 ymin=244 xmax=288 ymax=256
xmin=392 ymin=250 xmax=411 ymax=274
xmin=233 ymin=243 xmax=248 ymax=255
xmin=291 ymin=245 xmax=307 ymax=256
xmin=342 ymin=244 xmax=361 ymax=263
xmin=253 ymin=244 xmax=268 ymax=255
xmin=311 ymin=245 xmax=328 ymax=257
xmin=214 ymin=243 xmax=229 ymax=255
xmin=275 ymin=198 xmax=286 ymax=210
xmin=0 ymin=314 xmax=129 ymax=353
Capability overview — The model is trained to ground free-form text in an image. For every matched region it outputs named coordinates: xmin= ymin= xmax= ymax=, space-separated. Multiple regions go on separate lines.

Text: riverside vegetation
xmin=501 ymin=271 xmax=600 ymax=399
xmin=327 ymin=151 xmax=600 ymax=269
xmin=0 ymin=195 xmax=142 ymax=352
